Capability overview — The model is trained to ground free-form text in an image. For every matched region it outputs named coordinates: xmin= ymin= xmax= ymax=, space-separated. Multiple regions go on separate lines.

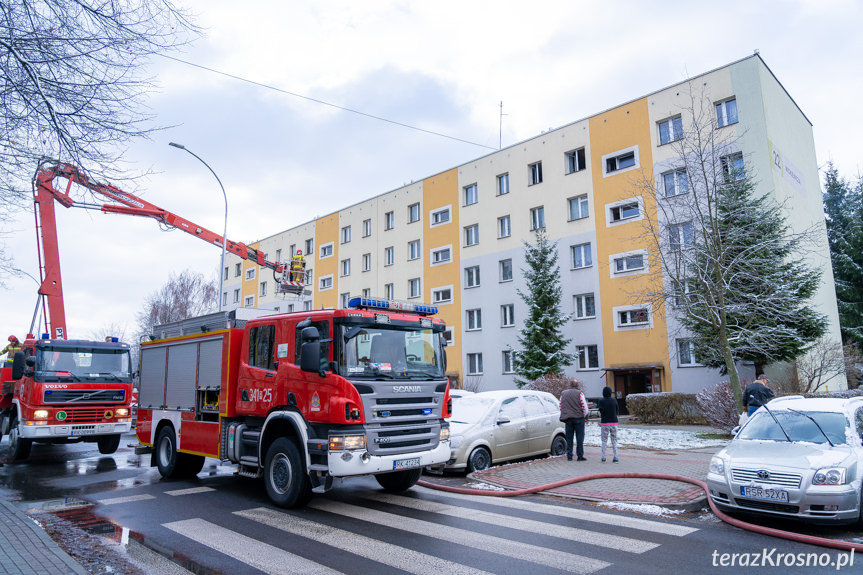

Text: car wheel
xmin=375 ymin=468 xmax=422 ymax=492
xmin=8 ymin=418 xmax=32 ymax=461
xmin=550 ymin=435 xmax=567 ymax=456
xmin=467 ymin=446 xmax=491 ymax=472
xmin=97 ymin=434 xmax=121 ymax=454
xmin=263 ymin=437 xmax=312 ymax=508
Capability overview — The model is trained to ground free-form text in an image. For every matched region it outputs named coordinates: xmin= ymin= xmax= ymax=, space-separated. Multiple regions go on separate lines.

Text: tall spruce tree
xmin=513 ymin=230 xmax=575 ymax=386
xmin=822 ymin=164 xmax=863 ymax=346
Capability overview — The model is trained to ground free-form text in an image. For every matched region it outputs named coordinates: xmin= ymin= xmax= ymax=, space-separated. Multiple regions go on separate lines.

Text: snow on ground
xmin=584 ymin=423 xmax=729 ymax=450
xmin=599 ymin=502 xmax=685 ymax=517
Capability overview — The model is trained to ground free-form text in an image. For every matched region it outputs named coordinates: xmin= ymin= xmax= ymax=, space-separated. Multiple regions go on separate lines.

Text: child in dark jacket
xmin=597 ymin=386 xmax=619 ymax=462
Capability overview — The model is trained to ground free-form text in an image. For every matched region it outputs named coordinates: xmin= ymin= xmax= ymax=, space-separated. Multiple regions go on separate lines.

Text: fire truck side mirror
xmin=11 ymin=351 xmax=27 ymax=380
xmin=300 ymin=341 xmax=321 ymax=374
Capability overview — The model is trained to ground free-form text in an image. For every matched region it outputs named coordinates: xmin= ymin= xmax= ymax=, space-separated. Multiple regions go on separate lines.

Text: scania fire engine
xmin=136 ymin=297 xmax=452 ymax=508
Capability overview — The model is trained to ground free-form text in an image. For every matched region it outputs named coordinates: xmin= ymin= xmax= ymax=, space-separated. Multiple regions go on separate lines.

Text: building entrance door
xmin=612 ymin=369 xmax=659 ymax=415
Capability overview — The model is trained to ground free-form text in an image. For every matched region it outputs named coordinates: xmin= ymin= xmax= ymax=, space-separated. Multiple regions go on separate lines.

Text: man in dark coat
xmin=559 ymin=379 xmax=588 ymax=461
xmin=743 ymin=374 xmax=775 ymax=416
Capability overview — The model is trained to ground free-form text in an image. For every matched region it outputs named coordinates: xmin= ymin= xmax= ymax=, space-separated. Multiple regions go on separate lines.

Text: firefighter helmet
xmin=8 ymin=335 xmax=18 ymax=342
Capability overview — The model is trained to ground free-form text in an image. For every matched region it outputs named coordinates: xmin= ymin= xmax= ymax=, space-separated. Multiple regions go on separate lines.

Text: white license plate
xmin=71 ymin=428 xmax=96 ymax=436
xmin=393 ymin=457 xmax=421 ymax=470
xmin=741 ymin=485 xmax=789 ymax=502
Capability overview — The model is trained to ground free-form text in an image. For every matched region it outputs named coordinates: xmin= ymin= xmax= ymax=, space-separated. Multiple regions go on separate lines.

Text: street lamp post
xmin=169 ymin=142 xmax=228 ymax=312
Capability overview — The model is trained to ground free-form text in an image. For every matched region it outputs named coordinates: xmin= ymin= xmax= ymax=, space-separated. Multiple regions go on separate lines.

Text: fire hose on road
xmin=418 ymin=472 xmax=863 ymax=553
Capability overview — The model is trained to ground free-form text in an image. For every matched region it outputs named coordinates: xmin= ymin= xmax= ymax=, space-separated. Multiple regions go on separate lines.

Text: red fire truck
xmin=136 ymin=298 xmax=452 ymax=508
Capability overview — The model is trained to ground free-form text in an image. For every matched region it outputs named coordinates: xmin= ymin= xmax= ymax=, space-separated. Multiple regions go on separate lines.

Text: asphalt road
xmin=0 ymin=433 xmax=855 ymax=574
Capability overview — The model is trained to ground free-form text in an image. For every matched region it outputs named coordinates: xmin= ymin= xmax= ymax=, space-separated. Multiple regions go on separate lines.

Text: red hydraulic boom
xmin=32 ymin=161 xmax=302 ymax=339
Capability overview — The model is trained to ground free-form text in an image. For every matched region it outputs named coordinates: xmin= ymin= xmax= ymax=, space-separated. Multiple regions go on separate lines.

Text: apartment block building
xmin=222 ymin=54 xmax=843 ymax=403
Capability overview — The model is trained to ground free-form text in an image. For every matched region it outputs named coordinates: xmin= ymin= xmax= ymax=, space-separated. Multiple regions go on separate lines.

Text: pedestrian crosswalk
xmin=100 ymin=485 xmax=700 ymax=575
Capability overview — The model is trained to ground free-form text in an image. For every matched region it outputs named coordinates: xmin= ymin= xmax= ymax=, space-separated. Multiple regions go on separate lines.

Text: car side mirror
xmin=496 ymin=416 xmax=511 ymax=425
xmin=731 ymin=426 xmax=740 ymax=437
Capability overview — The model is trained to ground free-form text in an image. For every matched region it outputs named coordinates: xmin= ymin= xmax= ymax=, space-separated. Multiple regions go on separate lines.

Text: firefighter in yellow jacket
xmin=2 ymin=335 xmax=21 ymax=366
xmin=290 ymin=250 xmax=306 ymax=283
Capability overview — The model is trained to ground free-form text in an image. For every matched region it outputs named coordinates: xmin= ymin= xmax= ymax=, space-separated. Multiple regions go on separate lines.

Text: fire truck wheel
xmin=155 ymin=427 xmax=181 ymax=478
xmin=8 ymin=418 xmax=32 ymax=461
xmin=375 ymin=468 xmax=422 ymax=492
xmin=97 ymin=434 xmax=121 ymax=454
xmin=264 ymin=437 xmax=312 ymax=508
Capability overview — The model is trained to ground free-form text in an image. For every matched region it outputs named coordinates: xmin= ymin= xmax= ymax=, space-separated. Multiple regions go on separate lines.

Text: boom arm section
xmin=32 ymin=161 xmax=294 ymax=339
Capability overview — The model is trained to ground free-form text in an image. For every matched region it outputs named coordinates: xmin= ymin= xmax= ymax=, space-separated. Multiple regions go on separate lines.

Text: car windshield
xmin=339 ymin=325 xmax=445 ymax=379
xmin=738 ymin=410 xmax=848 ymax=445
xmin=450 ymin=395 xmax=497 ymax=425
xmin=36 ymin=347 xmax=132 ymax=381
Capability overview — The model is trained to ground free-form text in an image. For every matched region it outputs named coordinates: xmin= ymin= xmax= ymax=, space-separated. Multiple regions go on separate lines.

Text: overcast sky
xmin=3 ymin=0 xmax=861 ymax=343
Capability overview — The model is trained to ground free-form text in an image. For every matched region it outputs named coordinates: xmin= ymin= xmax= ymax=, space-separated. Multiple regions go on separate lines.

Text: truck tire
xmin=8 ymin=419 xmax=32 ymax=461
xmin=375 ymin=468 xmax=422 ymax=492
xmin=97 ymin=434 xmax=121 ymax=454
xmin=263 ymin=437 xmax=312 ymax=508
xmin=155 ymin=427 xmax=203 ymax=479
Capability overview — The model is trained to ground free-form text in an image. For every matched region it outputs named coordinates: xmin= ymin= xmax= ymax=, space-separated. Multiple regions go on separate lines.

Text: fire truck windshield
xmin=340 ymin=325 xmax=445 ymax=379
xmin=35 ymin=346 xmax=132 ymax=382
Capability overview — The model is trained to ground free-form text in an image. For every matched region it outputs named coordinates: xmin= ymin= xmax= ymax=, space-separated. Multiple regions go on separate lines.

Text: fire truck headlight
xmin=34 ymin=410 xmax=49 ymax=419
xmin=329 ymin=434 xmax=366 ymax=451
xmin=439 ymin=426 xmax=450 ymax=442
xmin=116 ymin=408 xmax=130 ymax=417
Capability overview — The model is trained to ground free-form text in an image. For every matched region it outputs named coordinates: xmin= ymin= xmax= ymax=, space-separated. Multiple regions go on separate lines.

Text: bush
xmin=802 ymin=388 xmax=863 ymax=399
xmin=524 ymin=372 xmax=571 ymax=398
xmin=625 ymin=392 xmax=706 ymax=425
xmin=696 ymin=382 xmax=740 ymax=432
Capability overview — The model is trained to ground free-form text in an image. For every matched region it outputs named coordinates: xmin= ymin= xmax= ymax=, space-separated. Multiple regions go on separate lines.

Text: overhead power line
xmin=159 ymin=54 xmax=497 ymax=151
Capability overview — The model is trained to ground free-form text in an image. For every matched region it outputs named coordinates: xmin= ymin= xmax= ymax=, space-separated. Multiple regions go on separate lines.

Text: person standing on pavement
xmin=743 ymin=374 xmax=775 ymax=416
xmin=559 ymin=378 xmax=588 ymax=461
xmin=597 ymin=386 xmax=619 ymax=463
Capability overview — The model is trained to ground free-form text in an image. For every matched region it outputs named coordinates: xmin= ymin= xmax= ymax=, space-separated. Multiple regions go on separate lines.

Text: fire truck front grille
xmin=43 ymin=389 xmax=127 ymax=404
xmin=376 ymin=397 xmax=433 ymax=405
xmin=54 ymin=408 xmax=117 ymax=423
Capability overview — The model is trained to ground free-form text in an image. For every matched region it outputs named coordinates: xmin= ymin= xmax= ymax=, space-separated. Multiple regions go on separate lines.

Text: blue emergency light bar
xmin=347 ymin=297 xmax=438 ymax=316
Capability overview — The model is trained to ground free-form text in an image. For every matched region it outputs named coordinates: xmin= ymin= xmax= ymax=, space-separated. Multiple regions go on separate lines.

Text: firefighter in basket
xmin=2 ymin=335 xmax=22 ymax=366
xmin=290 ymin=250 xmax=306 ymax=283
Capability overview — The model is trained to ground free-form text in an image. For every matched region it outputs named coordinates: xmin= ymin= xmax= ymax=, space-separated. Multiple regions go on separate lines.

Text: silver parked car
xmin=707 ymin=396 xmax=863 ymax=525
xmin=435 ymin=389 xmax=566 ymax=473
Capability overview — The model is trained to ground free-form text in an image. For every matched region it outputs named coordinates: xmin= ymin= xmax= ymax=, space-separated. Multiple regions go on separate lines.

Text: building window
xmin=362 ymin=253 xmax=371 ymax=272
xmin=442 ymin=328 xmax=454 ymax=346
xmin=576 ymin=345 xmax=599 ymax=370
xmin=565 ymin=148 xmax=586 ymax=174
xmin=430 ymin=206 xmax=451 ymax=226
xmin=246 ymin=268 xmax=256 ymax=281
xmin=305 ymin=238 xmax=313 ymax=255
xmin=677 ymin=339 xmax=700 ymax=366
xmin=568 ymin=195 xmax=589 ymax=221
xmin=530 ymin=206 xmax=545 ymax=231
xmin=223 ymin=266 xmax=229 ymax=281
xmin=408 ymin=277 xmax=421 ymax=298
xmin=528 ymin=161 xmax=543 ymax=185
xmin=497 ymin=173 xmax=510 ymax=196
xmin=501 ymin=304 xmax=515 ymax=327
xmin=716 ymin=97 xmax=738 ymax=128
xmin=467 ymin=353 xmax=483 ymax=375
xmin=464 ymin=183 xmax=478 ymax=206
xmin=275 ymin=249 xmax=282 ymax=263
xmin=244 ymin=295 xmax=255 ymax=308
xmin=617 ymin=306 xmax=650 ymax=327
xmin=222 ymin=292 xmax=227 ymax=307
xmin=408 ymin=239 xmax=421 ymax=260
xmin=613 ymin=253 xmax=645 ymax=274
xmin=363 ymin=219 xmax=372 ymax=237
xmin=721 ymin=152 xmax=745 ymax=181
xmin=233 ymin=288 xmax=240 ymax=303
xmin=464 ymin=224 xmax=479 ymax=247
xmin=384 ymin=283 xmax=394 ymax=299
xmin=669 ymin=221 xmax=694 ymax=251
xmin=408 ymin=203 xmax=420 ymax=223
xmin=499 ymin=258 xmax=513 ymax=282
xmin=466 ymin=308 xmax=482 ymax=331
xmin=340 ymin=292 xmax=350 ymax=308
xmin=571 ymin=243 xmax=592 ymax=269
xmin=502 ymin=350 xmax=514 ymax=374
xmin=465 ymin=265 xmax=480 ymax=288
xmin=573 ymin=293 xmax=595 ymax=319
xmin=658 ymin=115 xmax=683 ymax=145
xmin=432 ymin=286 xmax=452 ymax=304
xmin=609 ymin=201 xmax=640 ymax=222
xmin=289 ymin=244 xmax=296 ymax=257
xmin=235 ymin=263 xmax=242 ymax=277
xmin=320 ymin=242 xmax=334 ymax=259
xmin=384 ymin=211 xmax=394 ymax=230
xmin=604 ymin=147 xmax=638 ymax=175
xmin=341 ymin=225 xmax=351 ymax=244
xmin=303 ymin=300 xmax=313 ymax=311
xmin=260 ymin=281 xmax=268 ymax=297
xmin=286 ymin=303 xmax=295 ymax=313
xmin=319 ymin=275 xmax=333 ymax=290
xmin=341 ymin=259 xmax=351 ymax=277
xmin=362 ymin=288 xmax=371 ymax=298
xmin=498 ymin=215 xmax=511 ymax=238
xmin=663 ymin=169 xmax=689 ymax=197
xmin=304 ymin=268 xmax=313 ymax=285
xmin=431 ymin=246 xmax=451 ymax=265
xmin=384 ymin=246 xmax=394 ymax=266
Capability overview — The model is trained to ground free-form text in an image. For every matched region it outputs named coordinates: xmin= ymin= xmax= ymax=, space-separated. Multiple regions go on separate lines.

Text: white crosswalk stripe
xmin=235 ymin=507 xmax=495 ymax=575
xmin=163 ymin=518 xmax=344 ymax=575
xmin=366 ymin=491 xmax=658 ymax=553
xmin=309 ymin=498 xmax=611 ymax=574
xmin=412 ymin=487 xmax=698 ymax=536
xmin=165 ymin=486 xmax=215 ymax=496
xmin=97 ymin=494 xmax=155 ymax=506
